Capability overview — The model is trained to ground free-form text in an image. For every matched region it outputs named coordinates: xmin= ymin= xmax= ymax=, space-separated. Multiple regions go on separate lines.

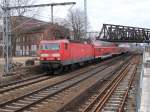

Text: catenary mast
xmin=2 ymin=0 xmax=12 ymax=74
xmin=84 ymin=0 xmax=87 ymax=38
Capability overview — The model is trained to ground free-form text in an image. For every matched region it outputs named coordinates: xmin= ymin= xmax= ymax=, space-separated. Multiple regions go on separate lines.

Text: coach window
xmin=65 ymin=43 xmax=68 ymax=50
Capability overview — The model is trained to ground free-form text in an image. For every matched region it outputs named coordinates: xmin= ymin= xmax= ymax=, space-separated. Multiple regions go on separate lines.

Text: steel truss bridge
xmin=97 ymin=24 xmax=150 ymax=43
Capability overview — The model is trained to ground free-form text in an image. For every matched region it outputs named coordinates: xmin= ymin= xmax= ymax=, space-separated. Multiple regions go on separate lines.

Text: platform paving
xmin=140 ymin=67 xmax=150 ymax=112
xmin=140 ymin=46 xmax=150 ymax=112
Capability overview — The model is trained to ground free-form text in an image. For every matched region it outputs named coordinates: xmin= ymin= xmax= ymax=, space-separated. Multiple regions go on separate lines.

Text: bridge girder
xmin=97 ymin=24 xmax=150 ymax=43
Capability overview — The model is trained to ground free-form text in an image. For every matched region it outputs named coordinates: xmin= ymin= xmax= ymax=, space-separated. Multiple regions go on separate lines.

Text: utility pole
xmin=1 ymin=2 xmax=76 ymax=74
xmin=2 ymin=0 xmax=12 ymax=74
xmin=51 ymin=5 xmax=53 ymax=23
xmin=84 ymin=0 xmax=87 ymax=38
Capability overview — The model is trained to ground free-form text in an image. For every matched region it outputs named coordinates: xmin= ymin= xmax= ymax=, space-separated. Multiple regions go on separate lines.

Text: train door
xmin=62 ymin=42 xmax=71 ymax=65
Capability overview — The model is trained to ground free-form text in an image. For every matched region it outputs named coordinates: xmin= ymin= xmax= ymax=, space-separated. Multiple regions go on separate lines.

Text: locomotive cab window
xmin=40 ymin=43 xmax=59 ymax=50
xmin=65 ymin=43 xmax=68 ymax=50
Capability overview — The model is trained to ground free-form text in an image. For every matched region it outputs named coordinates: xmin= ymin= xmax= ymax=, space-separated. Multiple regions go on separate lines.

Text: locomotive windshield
xmin=40 ymin=43 xmax=59 ymax=50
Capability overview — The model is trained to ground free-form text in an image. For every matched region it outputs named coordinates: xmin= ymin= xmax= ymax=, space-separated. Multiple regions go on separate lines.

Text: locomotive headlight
xmin=41 ymin=54 xmax=49 ymax=57
xmin=52 ymin=53 xmax=60 ymax=57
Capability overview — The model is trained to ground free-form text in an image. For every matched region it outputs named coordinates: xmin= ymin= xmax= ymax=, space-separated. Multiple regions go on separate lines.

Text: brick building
xmin=11 ymin=16 xmax=70 ymax=56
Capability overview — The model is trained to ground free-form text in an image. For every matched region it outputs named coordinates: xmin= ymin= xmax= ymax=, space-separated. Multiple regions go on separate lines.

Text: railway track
xmin=0 ymin=73 xmax=47 ymax=88
xmin=0 ymin=74 xmax=51 ymax=94
xmin=0 ymin=55 xmax=129 ymax=112
xmin=0 ymin=54 xmax=126 ymax=95
xmin=64 ymin=56 xmax=139 ymax=112
xmin=100 ymin=59 xmax=138 ymax=112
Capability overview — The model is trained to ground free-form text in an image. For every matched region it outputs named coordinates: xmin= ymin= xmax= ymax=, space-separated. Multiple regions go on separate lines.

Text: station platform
xmin=139 ymin=46 xmax=150 ymax=112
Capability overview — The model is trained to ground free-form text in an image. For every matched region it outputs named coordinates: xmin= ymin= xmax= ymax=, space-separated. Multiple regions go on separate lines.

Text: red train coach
xmin=39 ymin=39 xmax=94 ymax=73
xmin=92 ymin=41 xmax=120 ymax=59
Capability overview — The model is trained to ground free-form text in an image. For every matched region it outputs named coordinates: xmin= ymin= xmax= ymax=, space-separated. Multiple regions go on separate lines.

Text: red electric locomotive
xmin=39 ymin=39 xmax=94 ymax=73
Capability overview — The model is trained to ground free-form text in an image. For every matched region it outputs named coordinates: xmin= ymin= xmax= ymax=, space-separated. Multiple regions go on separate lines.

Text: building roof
xmin=11 ymin=16 xmax=48 ymax=33
xmin=0 ymin=16 xmax=70 ymax=40
xmin=0 ymin=16 xmax=48 ymax=33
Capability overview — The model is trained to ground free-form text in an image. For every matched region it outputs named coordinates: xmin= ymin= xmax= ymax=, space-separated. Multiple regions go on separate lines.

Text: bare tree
xmin=67 ymin=8 xmax=86 ymax=40
xmin=0 ymin=0 xmax=39 ymax=56
xmin=53 ymin=18 xmax=71 ymax=39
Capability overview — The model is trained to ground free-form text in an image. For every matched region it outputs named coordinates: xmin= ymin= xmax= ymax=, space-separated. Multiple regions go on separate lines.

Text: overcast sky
xmin=31 ymin=0 xmax=150 ymax=31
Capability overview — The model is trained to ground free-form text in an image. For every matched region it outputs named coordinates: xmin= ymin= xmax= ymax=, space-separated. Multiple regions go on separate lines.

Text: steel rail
xmin=0 ymin=55 xmax=126 ymax=95
xmin=14 ymin=61 xmax=121 ymax=112
xmin=92 ymin=58 xmax=138 ymax=112
xmin=82 ymin=61 xmax=131 ymax=112
xmin=0 ymin=73 xmax=47 ymax=88
xmin=93 ymin=65 xmax=130 ymax=112
xmin=0 ymin=75 xmax=50 ymax=94
xmin=14 ymin=55 xmax=132 ymax=112
xmin=0 ymin=54 xmax=127 ymax=90
xmin=58 ymin=55 xmax=132 ymax=112
xmin=118 ymin=59 xmax=139 ymax=112
xmin=0 ymin=55 xmax=123 ymax=112
xmin=0 ymin=56 xmax=118 ymax=95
